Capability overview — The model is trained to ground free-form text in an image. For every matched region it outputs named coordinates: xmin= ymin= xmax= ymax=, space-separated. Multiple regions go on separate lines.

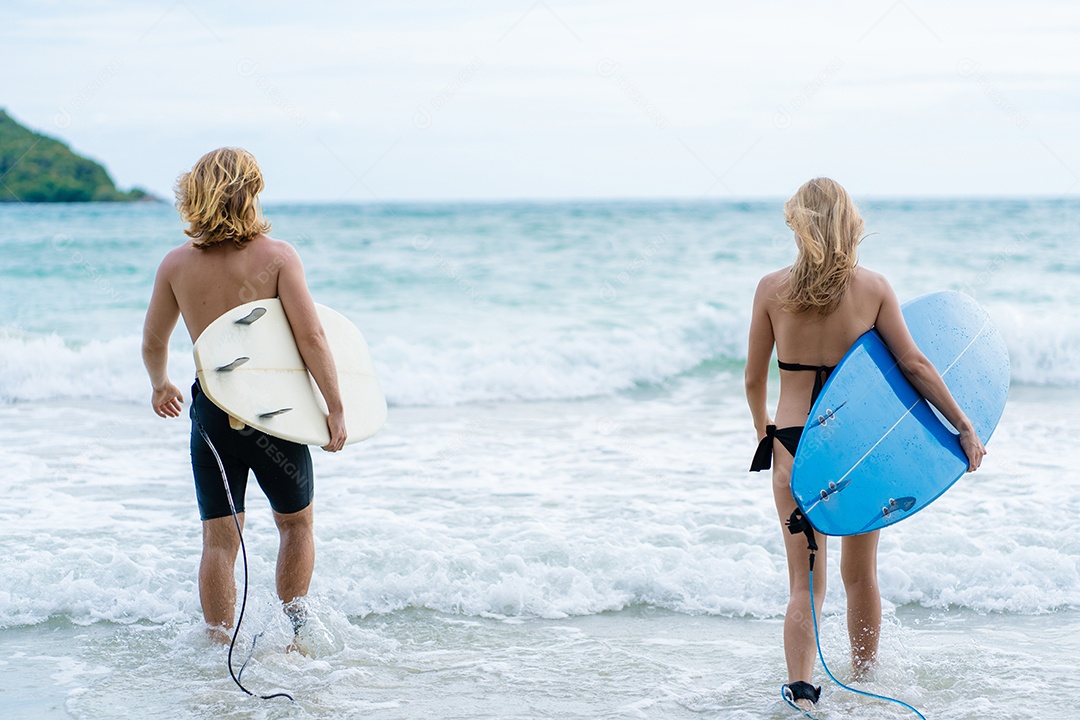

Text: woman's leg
xmin=772 ymin=450 xmax=827 ymax=686
xmin=841 ymin=530 xmax=881 ymax=676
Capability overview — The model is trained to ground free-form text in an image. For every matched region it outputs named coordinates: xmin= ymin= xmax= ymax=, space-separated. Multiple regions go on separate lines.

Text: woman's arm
xmin=745 ymin=276 xmax=775 ymax=440
xmin=142 ymin=254 xmax=184 ymax=418
xmin=873 ymin=277 xmax=986 ymax=471
xmin=277 ymin=243 xmax=347 ymax=452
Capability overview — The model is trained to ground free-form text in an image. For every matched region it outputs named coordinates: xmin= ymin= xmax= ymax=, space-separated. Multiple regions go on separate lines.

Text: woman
xmin=744 ymin=178 xmax=986 ymax=708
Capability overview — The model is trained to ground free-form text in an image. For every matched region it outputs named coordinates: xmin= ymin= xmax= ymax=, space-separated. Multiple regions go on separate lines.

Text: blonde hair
xmin=781 ymin=177 xmax=865 ymax=314
xmin=174 ymin=147 xmax=271 ymax=249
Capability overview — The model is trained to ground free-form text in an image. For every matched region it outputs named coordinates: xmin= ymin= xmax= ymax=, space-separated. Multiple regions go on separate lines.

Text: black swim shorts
xmin=189 ymin=381 xmax=314 ymax=521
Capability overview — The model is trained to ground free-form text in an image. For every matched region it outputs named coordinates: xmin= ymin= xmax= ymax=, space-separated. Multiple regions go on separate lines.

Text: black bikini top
xmin=777 ymin=360 xmax=837 ymax=412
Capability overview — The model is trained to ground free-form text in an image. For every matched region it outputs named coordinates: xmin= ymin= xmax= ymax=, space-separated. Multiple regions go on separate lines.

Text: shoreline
xmin=3 ymin=606 xmax=1076 ymax=719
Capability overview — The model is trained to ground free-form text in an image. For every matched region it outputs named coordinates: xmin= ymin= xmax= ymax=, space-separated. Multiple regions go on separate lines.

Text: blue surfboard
xmin=789 ymin=291 xmax=1009 ymax=536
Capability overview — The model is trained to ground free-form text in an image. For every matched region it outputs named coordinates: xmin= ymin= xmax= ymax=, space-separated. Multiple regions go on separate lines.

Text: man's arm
xmin=277 ymin=243 xmax=347 ymax=452
xmin=142 ymin=254 xmax=184 ymax=418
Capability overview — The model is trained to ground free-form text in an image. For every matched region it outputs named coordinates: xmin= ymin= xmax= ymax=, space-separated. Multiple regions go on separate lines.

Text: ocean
xmin=1 ymin=199 xmax=1078 ymax=719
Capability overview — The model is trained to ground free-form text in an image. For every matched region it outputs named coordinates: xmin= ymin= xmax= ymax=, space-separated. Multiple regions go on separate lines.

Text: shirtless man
xmin=142 ymin=147 xmax=346 ymax=645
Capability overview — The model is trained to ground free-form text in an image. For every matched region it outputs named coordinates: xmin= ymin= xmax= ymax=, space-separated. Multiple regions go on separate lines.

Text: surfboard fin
xmin=216 ymin=357 xmax=250 ymax=372
xmin=881 ymin=496 xmax=917 ymax=519
xmin=894 ymin=496 xmax=916 ymax=511
xmin=814 ymin=400 xmax=847 ymax=427
xmin=258 ymin=408 xmax=293 ymax=419
xmin=235 ymin=307 xmax=267 ymax=325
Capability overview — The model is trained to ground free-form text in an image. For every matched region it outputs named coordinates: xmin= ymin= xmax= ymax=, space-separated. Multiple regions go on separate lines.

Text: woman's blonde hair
xmin=174 ymin=147 xmax=271 ymax=249
xmin=781 ymin=177 xmax=865 ymax=314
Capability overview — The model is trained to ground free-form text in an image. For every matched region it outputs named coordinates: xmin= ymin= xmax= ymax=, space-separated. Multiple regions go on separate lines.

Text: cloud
xmin=2 ymin=1 xmax=1077 ymax=200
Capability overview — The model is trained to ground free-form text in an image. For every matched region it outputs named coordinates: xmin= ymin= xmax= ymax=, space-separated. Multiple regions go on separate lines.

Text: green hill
xmin=0 ymin=108 xmax=155 ymax=203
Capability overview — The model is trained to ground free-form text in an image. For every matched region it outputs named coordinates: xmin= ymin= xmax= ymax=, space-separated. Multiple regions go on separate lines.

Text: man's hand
xmin=322 ymin=411 xmax=347 ymax=452
xmin=152 ymin=381 xmax=184 ymax=418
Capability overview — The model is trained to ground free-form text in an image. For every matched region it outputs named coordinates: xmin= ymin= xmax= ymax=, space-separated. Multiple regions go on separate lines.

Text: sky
xmin=2 ymin=0 xmax=1078 ymax=202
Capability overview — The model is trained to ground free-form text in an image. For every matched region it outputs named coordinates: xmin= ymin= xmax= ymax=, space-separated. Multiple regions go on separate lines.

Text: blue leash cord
xmin=781 ymin=508 xmax=925 ymax=718
xmin=806 ymin=565 xmax=925 ymax=718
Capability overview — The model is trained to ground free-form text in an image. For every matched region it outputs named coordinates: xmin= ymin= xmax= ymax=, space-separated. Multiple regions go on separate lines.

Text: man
xmin=142 ymin=147 xmax=346 ymax=646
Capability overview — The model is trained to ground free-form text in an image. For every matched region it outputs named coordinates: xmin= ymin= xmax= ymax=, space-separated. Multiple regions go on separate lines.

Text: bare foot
xmin=851 ymin=656 xmax=877 ymax=681
xmin=283 ymin=599 xmax=313 ymax=656
xmin=285 ymin=637 xmax=313 ymax=657
xmin=206 ymin=626 xmax=231 ymax=645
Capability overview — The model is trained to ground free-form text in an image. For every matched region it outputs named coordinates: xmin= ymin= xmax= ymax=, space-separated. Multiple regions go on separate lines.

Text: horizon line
xmin=254 ymin=193 xmax=1080 ymax=206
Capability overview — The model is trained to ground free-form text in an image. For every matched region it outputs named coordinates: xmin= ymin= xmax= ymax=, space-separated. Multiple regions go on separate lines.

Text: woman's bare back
xmin=762 ymin=267 xmax=888 ymax=427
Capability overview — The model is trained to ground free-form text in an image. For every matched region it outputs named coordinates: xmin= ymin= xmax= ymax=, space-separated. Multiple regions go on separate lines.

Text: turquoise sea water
xmin=1 ymin=199 xmax=1078 ymax=718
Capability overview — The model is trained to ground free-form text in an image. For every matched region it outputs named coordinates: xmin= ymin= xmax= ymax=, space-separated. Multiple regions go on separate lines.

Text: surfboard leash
xmin=193 ymin=407 xmax=295 ymax=703
xmin=782 ymin=509 xmax=823 ymax=718
xmin=785 ymin=509 xmax=925 ymax=719
xmin=780 ymin=685 xmax=822 ymax=719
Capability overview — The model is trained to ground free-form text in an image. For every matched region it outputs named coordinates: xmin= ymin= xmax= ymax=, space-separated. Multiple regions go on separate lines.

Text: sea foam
xmin=2 ymin=299 xmax=1078 ymax=408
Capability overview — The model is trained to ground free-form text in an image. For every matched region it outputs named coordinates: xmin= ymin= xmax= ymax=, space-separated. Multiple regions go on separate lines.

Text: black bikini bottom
xmin=749 ymin=424 xmax=803 ymax=472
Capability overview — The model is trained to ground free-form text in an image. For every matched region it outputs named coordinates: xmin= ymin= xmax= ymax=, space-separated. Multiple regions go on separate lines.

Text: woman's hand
xmin=322 ymin=411 xmax=347 ymax=452
xmin=959 ymin=426 xmax=986 ymax=472
xmin=152 ymin=381 xmax=184 ymax=418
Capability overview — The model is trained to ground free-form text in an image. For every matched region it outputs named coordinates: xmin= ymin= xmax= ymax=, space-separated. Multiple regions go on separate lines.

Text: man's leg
xmin=200 ymin=513 xmax=244 ymax=643
xmin=273 ymin=504 xmax=314 ymax=606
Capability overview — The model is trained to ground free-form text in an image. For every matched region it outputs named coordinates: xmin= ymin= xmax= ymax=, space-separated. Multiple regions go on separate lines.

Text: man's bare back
xmin=158 ymin=234 xmax=296 ymax=343
xmin=143 ymin=232 xmax=346 ymax=447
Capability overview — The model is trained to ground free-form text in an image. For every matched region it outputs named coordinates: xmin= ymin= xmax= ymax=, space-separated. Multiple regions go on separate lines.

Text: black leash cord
xmin=193 ymin=408 xmax=295 ymax=703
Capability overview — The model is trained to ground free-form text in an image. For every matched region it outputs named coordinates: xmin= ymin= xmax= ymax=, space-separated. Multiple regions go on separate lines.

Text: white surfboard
xmin=193 ymin=299 xmax=387 ymax=446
